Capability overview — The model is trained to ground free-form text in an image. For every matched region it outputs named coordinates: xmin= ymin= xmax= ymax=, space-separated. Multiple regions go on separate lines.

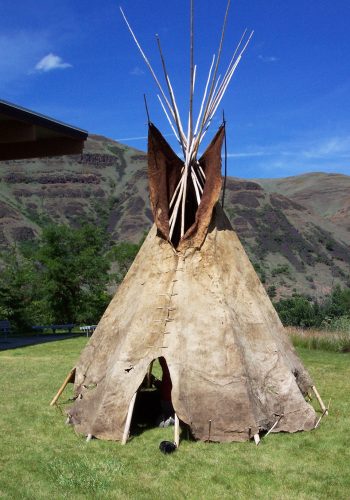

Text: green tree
xmin=0 ymin=250 xmax=39 ymax=331
xmin=35 ymin=224 xmax=111 ymax=324
xmin=109 ymin=240 xmax=143 ymax=283
xmin=274 ymin=295 xmax=317 ymax=327
xmin=323 ymin=286 xmax=350 ymax=319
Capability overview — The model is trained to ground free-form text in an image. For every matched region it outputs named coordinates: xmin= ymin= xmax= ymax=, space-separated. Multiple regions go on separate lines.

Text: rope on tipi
xmin=120 ymin=1 xmax=253 ymax=240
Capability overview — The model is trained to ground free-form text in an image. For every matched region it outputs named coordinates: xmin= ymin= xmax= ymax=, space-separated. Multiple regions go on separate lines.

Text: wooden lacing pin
xmin=208 ymin=419 xmax=212 ymax=442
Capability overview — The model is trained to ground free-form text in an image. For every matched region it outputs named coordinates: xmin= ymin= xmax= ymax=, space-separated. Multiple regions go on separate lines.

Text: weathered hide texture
xmin=147 ymin=123 xmax=183 ymax=242
xmin=68 ymin=205 xmax=317 ymax=442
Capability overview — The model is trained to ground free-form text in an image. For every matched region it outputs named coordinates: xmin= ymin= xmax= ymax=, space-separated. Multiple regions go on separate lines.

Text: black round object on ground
xmin=159 ymin=441 xmax=177 ymax=454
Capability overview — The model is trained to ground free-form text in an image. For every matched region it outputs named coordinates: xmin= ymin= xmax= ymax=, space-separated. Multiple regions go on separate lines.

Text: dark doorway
xmin=130 ymin=357 xmax=174 ymax=435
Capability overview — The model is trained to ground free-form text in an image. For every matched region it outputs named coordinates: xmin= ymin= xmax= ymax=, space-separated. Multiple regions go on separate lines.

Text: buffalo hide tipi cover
xmin=67 ymin=124 xmax=318 ymax=442
xmin=62 ymin=2 xmax=323 ymax=444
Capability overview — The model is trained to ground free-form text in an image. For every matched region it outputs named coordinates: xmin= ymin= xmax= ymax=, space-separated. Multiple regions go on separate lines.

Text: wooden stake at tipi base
xmin=51 ymin=1 xmax=328 ymax=449
xmin=253 ymin=434 xmax=260 ymax=446
xmin=174 ymin=414 xmax=180 ymax=448
xmin=312 ymin=385 xmax=329 ymax=416
xmin=50 ymin=367 xmax=76 ymax=407
xmin=121 ymin=392 xmax=137 ymax=445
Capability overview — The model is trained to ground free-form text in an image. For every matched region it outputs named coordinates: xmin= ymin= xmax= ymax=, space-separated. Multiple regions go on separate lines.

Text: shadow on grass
xmin=0 ymin=333 xmax=86 ymax=351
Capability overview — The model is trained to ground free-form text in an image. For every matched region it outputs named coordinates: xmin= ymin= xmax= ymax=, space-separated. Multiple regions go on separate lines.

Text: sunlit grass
xmin=0 ymin=338 xmax=349 ymax=499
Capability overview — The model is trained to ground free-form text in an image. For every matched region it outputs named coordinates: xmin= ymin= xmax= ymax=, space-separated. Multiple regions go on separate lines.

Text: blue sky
xmin=1 ymin=0 xmax=350 ymax=178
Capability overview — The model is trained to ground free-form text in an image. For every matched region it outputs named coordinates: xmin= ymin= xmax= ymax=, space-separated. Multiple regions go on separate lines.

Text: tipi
xmin=53 ymin=1 xmax=327 ymax=444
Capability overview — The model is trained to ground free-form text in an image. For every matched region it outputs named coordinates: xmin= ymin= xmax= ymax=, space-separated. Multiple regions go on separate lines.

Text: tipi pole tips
xmin=122 ymin=2 xmax=252 ymax=171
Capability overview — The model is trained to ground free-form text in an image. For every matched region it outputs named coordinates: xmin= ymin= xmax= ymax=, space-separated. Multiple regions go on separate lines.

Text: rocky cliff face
xmin=0 ymin=134 xmax=349 ymax=298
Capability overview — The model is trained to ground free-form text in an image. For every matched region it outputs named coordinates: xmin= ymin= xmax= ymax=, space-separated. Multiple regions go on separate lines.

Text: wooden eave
xmin=0 ymin=100 xmax=88 ymax=161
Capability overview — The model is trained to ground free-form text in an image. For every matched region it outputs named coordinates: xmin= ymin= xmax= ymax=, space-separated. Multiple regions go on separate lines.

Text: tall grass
xmin=288 ymin=318 xmax=350 ymax=353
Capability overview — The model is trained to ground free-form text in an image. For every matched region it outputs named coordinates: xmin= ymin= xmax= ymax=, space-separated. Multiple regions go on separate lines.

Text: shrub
xmin=321 ymin=315 xmax=350 ymax=333
xmin=275 ymin=295 xmax=316 ymax=327
xmin=274 ymin=286 xmax=350 ymax=329
xmin=271 ymin=264 xmax=290 ymax=277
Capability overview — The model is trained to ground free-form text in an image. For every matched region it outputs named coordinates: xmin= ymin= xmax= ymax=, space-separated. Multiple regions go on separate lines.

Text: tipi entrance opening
xmin=129 ymin=357 xmax=175 ymax=437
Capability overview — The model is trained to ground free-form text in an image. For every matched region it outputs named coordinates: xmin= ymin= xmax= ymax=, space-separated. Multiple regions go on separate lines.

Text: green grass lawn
xmin=0 ymin=338 xmax=349 ymax=499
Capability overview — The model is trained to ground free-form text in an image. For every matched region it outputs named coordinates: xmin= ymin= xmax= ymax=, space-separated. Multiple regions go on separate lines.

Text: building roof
xmin=0 ymin=99 xmax=88 ymax=161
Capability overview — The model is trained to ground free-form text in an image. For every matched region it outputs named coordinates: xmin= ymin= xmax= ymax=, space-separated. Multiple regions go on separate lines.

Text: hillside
xmin=0 ymin=134 xmax=349 ymax=299
xmin=0 ymin=135 xmax=152 ymax=246
xmin=255 ymin=173 xmax=350 ymax=231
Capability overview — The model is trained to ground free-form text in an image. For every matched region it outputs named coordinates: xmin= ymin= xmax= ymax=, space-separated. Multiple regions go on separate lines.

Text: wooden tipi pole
xmin=174 ymin=414 xmax=180 ymax=447
xmin=50 ymin=367 xmax=76 ymax=406
xmin=121 ymin=392 xmax=137 ymax=445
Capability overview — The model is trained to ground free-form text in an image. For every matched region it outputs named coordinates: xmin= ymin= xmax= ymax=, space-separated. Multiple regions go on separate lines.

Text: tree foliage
xmin=0 ymin=251 xmax=38 ymax=331
xmin=0 ymin=224 xmax=112 ymax=329
xmin=274 ymin=286 xmax=350 ymax=328
xmin=35 ymin=224 xmax=111 ymax=324
xmin=108 ymin=241 xmax=142 ymax=283
xmin=0 ymin=224 xmax=147 ymax=331
xmin=275 ymin=295 xmax=317 ymax=327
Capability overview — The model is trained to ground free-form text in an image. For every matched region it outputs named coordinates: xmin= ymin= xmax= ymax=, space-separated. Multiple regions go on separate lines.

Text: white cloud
xmin=227 ymin=135 xmax=350 ymax=177
xmin=258 ymin=55 xmax=278 ymax=63
xmin=227 ymin=151 xmax=273 ymax=158
xmin=35 ymin=53 xmax=72 ymax=72
xmin=115 ymin=133 xmax=173 ymax=142
xmin=301 ymin=136 xmax=350 ymax=159
xmin=115 ymin=134 xmax=148 ymax=141
xmin=130 ymin=66 xmax=145 ymax=76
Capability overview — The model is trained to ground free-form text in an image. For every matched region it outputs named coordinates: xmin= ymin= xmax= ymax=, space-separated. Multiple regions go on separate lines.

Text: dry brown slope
xmin=224 ymin=178 xmax=350 ymax=299
xmin=254 ymin=172 xmax=350 ymax=231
